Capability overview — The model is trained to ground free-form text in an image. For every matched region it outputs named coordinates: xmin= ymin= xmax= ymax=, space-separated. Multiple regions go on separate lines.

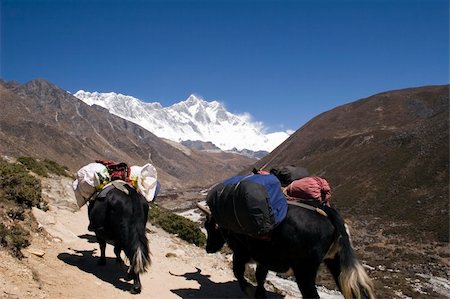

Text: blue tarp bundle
xmin=206 ymin=174 xmax=288 ymax=237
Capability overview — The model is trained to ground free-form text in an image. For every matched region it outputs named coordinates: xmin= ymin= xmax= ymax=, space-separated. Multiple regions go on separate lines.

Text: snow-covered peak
xmin=73 ymin=90 xmax=290 ymax=152
xmin=185 ymin=94 xmax=204 ymax=104
xmin=74 ymin=90 xmax=162 ymax=110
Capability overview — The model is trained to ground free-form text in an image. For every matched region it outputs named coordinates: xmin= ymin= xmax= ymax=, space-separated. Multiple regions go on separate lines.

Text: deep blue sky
xmin=1 ymin=0 xmax=448 ymax=132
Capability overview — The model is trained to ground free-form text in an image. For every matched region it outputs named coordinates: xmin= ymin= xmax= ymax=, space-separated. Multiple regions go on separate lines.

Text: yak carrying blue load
xmin=206 ymin=174 xmax=288 ymax=238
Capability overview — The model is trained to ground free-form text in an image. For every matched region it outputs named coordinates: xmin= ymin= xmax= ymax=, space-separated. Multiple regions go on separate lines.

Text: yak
xmin=197 ymin=198 xmax=375 ymax=299
xmin=88 ymin=181 xmax=151 ymax=294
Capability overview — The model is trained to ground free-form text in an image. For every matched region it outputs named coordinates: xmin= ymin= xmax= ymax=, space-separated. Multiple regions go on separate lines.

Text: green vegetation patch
xmin=17 ymin=156 xmax=71 ymax=178
xmin=149 ymin=203 xmax=206 ymax=247
xmin=17 ymin=156 xmax=48 ymax=177
xmin=41 ymin=159 xmax=70 ymax=177
xmin=0 ymin=160 xmax=45 ymax=209
xmin=0 ymin=222 xmax=30 ymax=258
xmin=0 ymin=158 xmax=49 ymax=258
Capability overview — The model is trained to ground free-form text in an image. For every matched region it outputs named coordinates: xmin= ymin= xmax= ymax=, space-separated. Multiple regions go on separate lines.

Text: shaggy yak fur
xmin=199 ymin=193 xmax=375 ymax=299
xmin=89 ymin=183 xmax=150 ymax=294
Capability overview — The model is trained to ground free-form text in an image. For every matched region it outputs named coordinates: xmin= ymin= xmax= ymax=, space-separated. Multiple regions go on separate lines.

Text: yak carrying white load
xmin=73 ymin=162 xmax=158 ymax=208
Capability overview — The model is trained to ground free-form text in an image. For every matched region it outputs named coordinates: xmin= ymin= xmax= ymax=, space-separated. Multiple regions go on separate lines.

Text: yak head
xmin=197 ymin=203 xmax=226 ymax=253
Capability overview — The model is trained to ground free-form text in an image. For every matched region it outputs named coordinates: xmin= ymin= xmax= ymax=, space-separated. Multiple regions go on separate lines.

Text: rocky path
xmin=0 ymin=177 xmax=290 ymax=299
xmin=0 ymin=176 xmax=346 ymax=299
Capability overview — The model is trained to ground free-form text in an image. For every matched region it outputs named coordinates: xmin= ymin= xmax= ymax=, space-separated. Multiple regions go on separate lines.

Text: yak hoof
xmin=130 ymin=286 xmax=141 ymax=294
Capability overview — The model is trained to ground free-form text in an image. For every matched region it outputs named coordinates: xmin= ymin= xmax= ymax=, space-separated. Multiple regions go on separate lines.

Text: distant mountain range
xmin=0 ymin=78 xmax=256 ymax=189
xmin=73 ymin=91 xmax=290 ymax=153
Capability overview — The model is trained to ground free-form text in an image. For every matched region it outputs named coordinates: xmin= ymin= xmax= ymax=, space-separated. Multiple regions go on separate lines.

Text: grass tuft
xmin=149 ymin=203 xmax=206 ymax=247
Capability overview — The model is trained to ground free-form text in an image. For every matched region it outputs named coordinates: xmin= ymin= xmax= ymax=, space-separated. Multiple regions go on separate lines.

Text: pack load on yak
xmin=269 ymin=165 xmax=309 ymax=187
xmin=206 ymin=173 xmax=288 ymax=238
xmin=128 ymin=163 xmax=160 ymax=202
xmin=72 ymin=160 xmax=159 ymax=208
xmin=72 ymin=162 xmax=110 ymax=208
xmin=268 ymin=165 xmax=332 ymax=206
xmin=284 ymin=176 xmax=332 ymax=206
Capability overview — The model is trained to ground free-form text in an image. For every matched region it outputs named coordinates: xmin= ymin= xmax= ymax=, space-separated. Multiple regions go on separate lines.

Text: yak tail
xmin=133 ymin=243 xmax=151 ymax=274
xmin=131 ymin=230 xmax=151 ymax=274
xmin=128 ymin=187 xmax=151 ymax=275
xmin=323 ymin=206 xmax=376 ymax=299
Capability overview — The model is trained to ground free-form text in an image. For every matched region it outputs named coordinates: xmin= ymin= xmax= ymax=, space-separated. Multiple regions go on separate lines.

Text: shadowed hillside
xmin=0 ymin=79 xmax=256 ymax=189
xmin=251 ymin=85 xmax=449 ymax=243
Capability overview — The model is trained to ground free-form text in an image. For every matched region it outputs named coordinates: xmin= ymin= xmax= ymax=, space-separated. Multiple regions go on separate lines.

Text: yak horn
xmin=196 ymin=203 xmax=211 ymax=216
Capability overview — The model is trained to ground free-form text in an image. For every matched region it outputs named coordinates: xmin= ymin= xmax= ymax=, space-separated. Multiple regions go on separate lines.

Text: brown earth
xmin=0 ymin=176 xmax=280 ymax=299
xmin=0 ymin=176 xmax=310 ymax=299
xmin=1 ymin=175 xmax=449 ymax=299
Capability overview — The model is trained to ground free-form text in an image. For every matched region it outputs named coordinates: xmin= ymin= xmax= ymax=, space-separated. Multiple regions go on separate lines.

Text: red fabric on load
xmin=285 ymin=176 xmax=331 ymax=206
xmin=95 ymin=160 xmax=131 ymax=183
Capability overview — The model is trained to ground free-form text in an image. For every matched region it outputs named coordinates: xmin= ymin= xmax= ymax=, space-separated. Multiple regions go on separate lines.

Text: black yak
xmin=89 ymin=181 xmax=151 ymax=294
xmin=198 ymin=197 xmax=375 ymax=299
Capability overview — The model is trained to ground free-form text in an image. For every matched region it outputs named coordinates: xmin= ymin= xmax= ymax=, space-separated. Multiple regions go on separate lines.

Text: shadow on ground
xmin=57 ymin=249 xmax=132 ymax=292
xmin=170 ymin=267 xmax=284 ymax=299
xmin=78 ymin=233 xmax=98 ymax=243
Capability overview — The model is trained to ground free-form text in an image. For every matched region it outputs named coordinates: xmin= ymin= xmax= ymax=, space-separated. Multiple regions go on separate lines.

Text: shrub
xmin=0 ymin=223 xmax=6 ymax=241
xmin=17 ymin=156 xmax=71 ymax=178
xmin=0 ymin=160 xmax=44 ymax=208
xmin=17 ymin=156 xmax=48 ymax=177
xmin=0 ymin=222 xmax=30 ymax=258
xmin=149 ymin=203 xmax=206 ymax=247
xmin=0 ymin=158 xmax=49 ymax=258
xmin=42 ymin=159 xmax=70 ymax=177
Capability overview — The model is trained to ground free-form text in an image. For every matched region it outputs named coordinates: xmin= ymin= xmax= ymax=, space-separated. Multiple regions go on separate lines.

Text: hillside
xmin=1 ymin=169 xmax=448 ymax=299
xmin=251 ymin=85 xmax=449 ymax=243
xmin=0 ymin=79 xmax=256 ymax=189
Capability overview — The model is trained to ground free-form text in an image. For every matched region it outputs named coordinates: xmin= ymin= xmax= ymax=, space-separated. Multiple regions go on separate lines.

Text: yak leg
xmin=114 ymin=246 xmax=123 ymax=264
xmin=233 ymin=253 xmax=252 ymax=296
xmin=88 ymin=199 xmax=106 ymax=232
xmin=324 ymin=256 xmax=343 ymax=292
xmin=97 ymin=237 xmax=107 ymax=266
xmin=293 ymin=262 xmax=320 ymax=299
xmin=255 ymin=264 xmax=269 ymax=298
xmin=130 ymin=273 xmax=142 ymax=294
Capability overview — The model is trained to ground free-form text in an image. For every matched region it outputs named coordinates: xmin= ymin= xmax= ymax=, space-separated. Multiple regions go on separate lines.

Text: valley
xmin=0 ymin=79 xmax=448 ymax=298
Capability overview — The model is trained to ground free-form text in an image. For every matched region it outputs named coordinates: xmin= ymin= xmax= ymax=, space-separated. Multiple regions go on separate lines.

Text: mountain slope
xmin=73 ymin=91 xmax=290 ymax=152
xmin=0 ymin=79 xmax=256 ymax=188
xmin=251 ymin=85 xmax=449 ymax=242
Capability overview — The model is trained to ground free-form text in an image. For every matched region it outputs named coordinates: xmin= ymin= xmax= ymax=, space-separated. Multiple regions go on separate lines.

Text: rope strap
xmin=287 ymin=201 xmax=328 ymax=217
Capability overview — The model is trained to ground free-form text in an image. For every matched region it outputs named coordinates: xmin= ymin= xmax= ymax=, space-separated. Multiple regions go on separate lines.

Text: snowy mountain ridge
xmin=74 ymin=91 xmax=290 ymax=152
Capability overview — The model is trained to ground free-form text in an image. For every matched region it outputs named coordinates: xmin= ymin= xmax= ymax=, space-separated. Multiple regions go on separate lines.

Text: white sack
xmin=130 ymin=163 xmax=158 ymax=202
xmin=72 ymin=163 xmax=110 ymax=208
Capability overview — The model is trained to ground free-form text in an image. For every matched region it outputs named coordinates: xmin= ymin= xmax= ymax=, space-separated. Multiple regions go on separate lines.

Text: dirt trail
xmin=0 ymin=177 xmax=295 ymax=299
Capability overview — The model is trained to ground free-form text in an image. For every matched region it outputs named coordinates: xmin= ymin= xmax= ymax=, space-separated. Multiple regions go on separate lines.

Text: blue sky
xmin=1 ymin=0 xmax=448 ymax=132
